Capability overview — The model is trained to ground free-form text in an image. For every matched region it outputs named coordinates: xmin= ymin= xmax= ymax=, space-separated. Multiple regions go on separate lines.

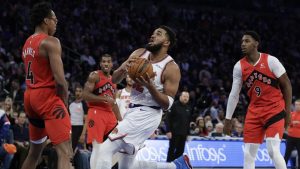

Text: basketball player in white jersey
xmin=96 ymin=26 xmax=192 ymax=169
xmin=116 ymin=76 xmax=133 ymax=118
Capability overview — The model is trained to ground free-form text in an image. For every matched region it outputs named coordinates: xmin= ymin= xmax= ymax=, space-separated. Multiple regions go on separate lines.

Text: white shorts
xmin=109 ymin=106 xmax=162 ymax=147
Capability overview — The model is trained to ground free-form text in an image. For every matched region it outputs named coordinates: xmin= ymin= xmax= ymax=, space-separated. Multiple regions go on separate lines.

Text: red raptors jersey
xmin=240 ymin=53 xmax=284 ymax=113
xmin=22 ymin=33 xmax=56 ymax=89
xmin=87 ymin=70 xmax=116 ymax=111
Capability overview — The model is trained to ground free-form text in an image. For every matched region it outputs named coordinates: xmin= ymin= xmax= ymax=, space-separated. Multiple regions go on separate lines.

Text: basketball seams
xmin=132 ymin=59 xmax=145 ymax=79
xmin=128 ymin=58 xmax=154 ymax=80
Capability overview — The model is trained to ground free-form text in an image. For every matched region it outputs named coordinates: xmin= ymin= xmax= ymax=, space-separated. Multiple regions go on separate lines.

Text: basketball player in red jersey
xmin=224 ymin=31 xmax=292 ymax=169
xmin=82 ymin=53 xmax=122 ymax=169
xmin=21 ymin=2 xmax=73 ymax=169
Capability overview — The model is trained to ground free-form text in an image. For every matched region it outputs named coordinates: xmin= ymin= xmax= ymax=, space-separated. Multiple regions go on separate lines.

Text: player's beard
xmin=145 ymin=42 xmax=163 ymax=53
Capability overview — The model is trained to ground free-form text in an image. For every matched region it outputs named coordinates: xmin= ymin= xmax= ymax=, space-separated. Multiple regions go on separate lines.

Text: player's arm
xmin=147 ymin=62 xmax=181 ymax=110
xmin=279 ymin=73 xmax=292 ymax=128
xmin=79 ymin=101 xmax=88 ymax=146
xmin=82 ymin=72 xmax=108 ymax=103
xmin=79 ymin=114 xmax=87 ymax=146
xmin=112 ymin=92 xmax=122 ymax=121
xmin=224 ymin=62 xmax=243 ymax=135
xmin=45 ymin=37 xmax=68 ymax=105
xmin=269 ymin=56 xmax=292 ymax=128
xmin=112 ymin=48 xmax=146 ymax=84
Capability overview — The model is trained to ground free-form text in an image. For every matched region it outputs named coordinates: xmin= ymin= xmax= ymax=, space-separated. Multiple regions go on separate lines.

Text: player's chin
xmin=241 ymin=50 xmax=248 ymax=55
xmin=50 ymin=30 xmax=56 ymax=36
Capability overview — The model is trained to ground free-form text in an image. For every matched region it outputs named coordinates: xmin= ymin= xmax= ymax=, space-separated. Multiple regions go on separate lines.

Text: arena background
xmin=1 ymin=0 xmax=300 ymax=168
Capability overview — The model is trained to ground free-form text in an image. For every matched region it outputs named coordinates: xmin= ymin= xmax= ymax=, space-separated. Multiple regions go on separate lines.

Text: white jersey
xmin=69 ymin=101 xmax=85 ymax=126
xmin=116 ymin=88 xmax=131 ymax=118
xmin=109 ymin=50 xmax=175 ymax=147
xmin=130 ymin=51 xmax=174 ymax=107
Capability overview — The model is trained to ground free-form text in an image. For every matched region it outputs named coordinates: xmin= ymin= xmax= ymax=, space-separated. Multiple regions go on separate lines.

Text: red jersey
xmin=87 ymin=70 xmax=116 ymax=111
xmin=288 ymin=111 xmax=300 ymax=138
xmin=22 ymin=33 xmax=55 ymax=89
xmin=240 ymin=53 xmax=284 ymax=113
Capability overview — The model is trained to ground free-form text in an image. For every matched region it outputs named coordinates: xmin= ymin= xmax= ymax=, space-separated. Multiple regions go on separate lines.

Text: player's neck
xmin=34 ymin=26 xmax=49 ymax=35
xmin=101 ymin=70 xmax=110 ymax=77
xmin=246 ymin=51 xmax=260 ymax=65
xmin=149 ymin=49 xmax=167 ymax=63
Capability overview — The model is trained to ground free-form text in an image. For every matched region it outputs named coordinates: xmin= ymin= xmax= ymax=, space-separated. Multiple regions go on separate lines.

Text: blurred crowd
xmin=0 ymin=0 xmax=300 ymax=168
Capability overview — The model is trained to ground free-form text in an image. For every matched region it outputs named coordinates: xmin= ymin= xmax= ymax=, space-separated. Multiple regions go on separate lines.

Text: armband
xmin=167 ymin=96 xmax=174 ymax=110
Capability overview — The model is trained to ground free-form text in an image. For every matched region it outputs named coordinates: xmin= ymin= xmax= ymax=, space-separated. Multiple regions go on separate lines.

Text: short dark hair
xmin=159 ymin=25 xmax=177 ymax=49
xmin=100 ymin=53 xmax=112 ymax=61
xmin=75 ymin=84 xmax=83 ymax=89
xmin=30 ymin=2 xmax=53 ymax=28
xmin=243 ymin=31 xmax=260 ymax=43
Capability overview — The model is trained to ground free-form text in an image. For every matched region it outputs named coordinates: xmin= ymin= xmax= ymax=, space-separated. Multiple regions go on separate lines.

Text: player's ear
xmin=164 ymin=40 xmax=171 ymax=47
xmin=44 ymin=18 xmax=50 ymax=25
xmin=255 ymin=41 xmax=259 ymax=48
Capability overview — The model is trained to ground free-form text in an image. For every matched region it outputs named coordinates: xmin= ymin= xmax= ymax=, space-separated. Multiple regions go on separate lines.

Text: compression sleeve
xmin=225 ymin=61 xmax=243 ymax=120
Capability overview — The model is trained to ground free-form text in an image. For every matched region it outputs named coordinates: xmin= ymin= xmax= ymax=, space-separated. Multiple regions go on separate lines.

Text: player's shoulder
xmin=233 ymin=61 xmax=242 ymax=72
xmin=166 ymin=59 xmax=179 ymax=70
xmin=43 ymin=36 xmax=60 ymax=44
xmin=164 ymin=59 xmax=180 ymax=76
xmin=41 ymin=36 xmax=61 ymax=48
xmin=266 ymin=54 xmax=279 ymax=61
xmin=87 ymin=71 xmax=99 ymax=82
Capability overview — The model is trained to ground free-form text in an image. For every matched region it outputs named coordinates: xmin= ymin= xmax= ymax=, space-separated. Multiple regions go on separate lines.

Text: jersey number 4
xmin=26 ymin=61 xmax=34 ymax=84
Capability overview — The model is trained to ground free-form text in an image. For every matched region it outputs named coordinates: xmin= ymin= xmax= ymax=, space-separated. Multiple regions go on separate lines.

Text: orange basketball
xmin=128 ymin=58 xmax=154 ymax=80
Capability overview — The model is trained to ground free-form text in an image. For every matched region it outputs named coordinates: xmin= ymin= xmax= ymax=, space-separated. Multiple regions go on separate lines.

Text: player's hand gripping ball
xmin=128 ymin=58 xmax=155 ymax=80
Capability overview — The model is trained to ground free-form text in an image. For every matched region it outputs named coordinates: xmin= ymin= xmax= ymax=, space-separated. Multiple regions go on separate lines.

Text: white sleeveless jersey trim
xmin=130 ymin=51 xmax=174 ymax=107
xmin=116 ymin=88 xmax=131 ymax=118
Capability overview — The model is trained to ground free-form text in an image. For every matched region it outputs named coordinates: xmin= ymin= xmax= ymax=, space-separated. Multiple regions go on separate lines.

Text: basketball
xmin=128 ymin=58 xmax=155 ymax=80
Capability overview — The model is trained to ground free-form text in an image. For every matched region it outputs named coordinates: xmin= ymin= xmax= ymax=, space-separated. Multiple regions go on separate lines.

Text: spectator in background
xmin=196 ymin=116 xmax=208 ymax=137
xmin=4 ymin=97 xmax=15 ymax=126
xmin=205 ymin=121 xmax=214 ymax=135
xmin=204 ymin=115 xmax=212 ymax=124
xmin=69 ymin=85 xmax=88 ymax=151
xmin=10 ymin=79 xmax=24 ymax=110
xmin=231 ymin=122 xmax=244 ymax=137
xmin=80 ymin=48 xmax=96 ymax=67
xmin=210 ymin=122 xmax=225 ymax=137
xmin=0 ymin=109 xmax=14 ymax=169
xmin=284 ymin=99 xmax=300 ymax=167
xmin=11 ymin=112 xmax=30 ymax=169
xmin=166 ymin=91 xmax=191 ymax=162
